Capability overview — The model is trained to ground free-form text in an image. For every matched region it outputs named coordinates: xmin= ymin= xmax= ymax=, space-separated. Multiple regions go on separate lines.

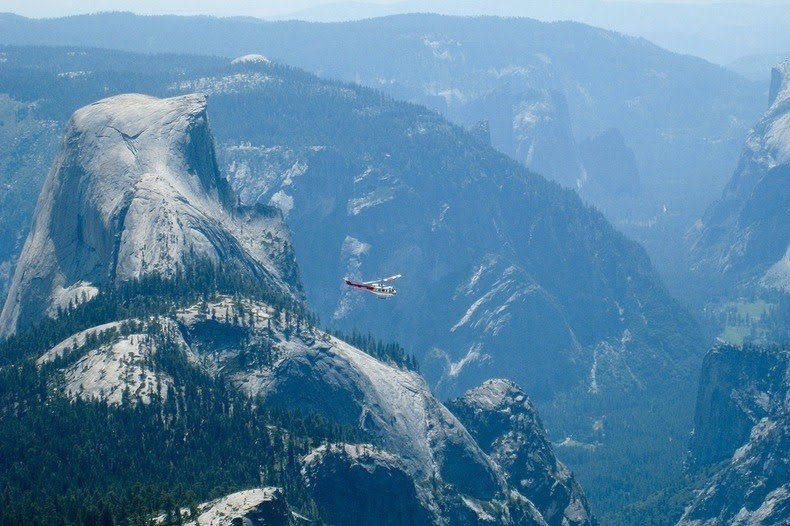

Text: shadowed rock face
xmin=691 ymin=61 xmax=790 ymax=295
xmin=689 ymin=345 xmax=786 ymax=467
xmin=448 ymin=379 xmax=596 ymax=526
xmin=0 ymin=93 xmax=300 ymax=337
xmin=680 ymin=344 xmax=790 ymax=526
xmin=300 ymin=442 xmax=552 ymax=526
xmin=301 ymin=444 xmax=434 ymax=526
xmin=578 ymin=128 xmax=641 ymax=198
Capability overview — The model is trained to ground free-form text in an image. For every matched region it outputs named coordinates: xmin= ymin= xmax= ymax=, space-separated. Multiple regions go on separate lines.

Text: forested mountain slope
xmin=0 ymin=46 xmax=703 ymax=523
xmin=0 ymin=92 xmax=594 ymax=526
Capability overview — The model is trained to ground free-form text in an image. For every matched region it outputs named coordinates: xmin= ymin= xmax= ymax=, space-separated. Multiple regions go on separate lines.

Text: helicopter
xmin=344 ymin=274 xmax=402 ymax=298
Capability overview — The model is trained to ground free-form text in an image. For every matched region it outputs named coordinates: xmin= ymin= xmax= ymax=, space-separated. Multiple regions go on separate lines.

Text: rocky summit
xmin=179 ymin=488 xmax=294 ymax=526
xmin=0 ymin=93 xmax=300 ymax=337
xmin=448 ymin=379 xmax=596 ymax=526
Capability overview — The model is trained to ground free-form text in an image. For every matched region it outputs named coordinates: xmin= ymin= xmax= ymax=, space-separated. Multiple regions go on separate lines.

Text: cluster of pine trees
xmin=0 ymin=259 xmax=312 ymax=365
xmin=332 ymin=329 xmax=419 ymax=371
xmin=0 ymin=354 xmax=355 ymax=525
xmin=0 ymin=261 xmax=364 ymax=525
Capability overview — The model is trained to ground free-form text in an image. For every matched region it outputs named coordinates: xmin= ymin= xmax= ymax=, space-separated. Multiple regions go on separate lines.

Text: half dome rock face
xmin=0 ymin=93 xmax=300 ymax=337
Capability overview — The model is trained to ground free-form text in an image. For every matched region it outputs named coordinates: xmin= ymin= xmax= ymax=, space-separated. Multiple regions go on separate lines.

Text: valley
xmin=0 ymin=10 xmax=786 ymax=526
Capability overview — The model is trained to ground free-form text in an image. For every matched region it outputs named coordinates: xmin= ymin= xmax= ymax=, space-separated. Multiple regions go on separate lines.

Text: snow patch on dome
xmin=231 ymin=53 xmax=270 ymax=65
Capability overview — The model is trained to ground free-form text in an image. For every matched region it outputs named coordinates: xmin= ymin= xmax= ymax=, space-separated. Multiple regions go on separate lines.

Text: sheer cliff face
xmin=689 ymin=345 xmax=787 ymax=467
xmin=691 ymin=61 xmax=790 ymax=294
xmin=0 ymin=93 xmax=299 ymax=336
xmin=681 ymin=345 xmax=790 ymax=525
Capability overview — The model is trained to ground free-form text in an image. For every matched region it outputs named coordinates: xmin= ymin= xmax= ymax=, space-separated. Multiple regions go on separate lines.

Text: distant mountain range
xmin=268 ymin=0 xmax=790 ymax=67
xmin=0 ymin=12 xmax=766 ymax=291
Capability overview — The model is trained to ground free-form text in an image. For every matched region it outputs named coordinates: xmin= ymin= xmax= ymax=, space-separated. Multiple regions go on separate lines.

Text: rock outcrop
xmin=448 ymin=379 xmax=596 ymax=526
xmin=249 ymin=329 xmax=503 ymax=502
xmin=0 ymin=93 xmax=300 ymax=337
xmin=184 ymin=488 xmax=295 ymax=526
xmin=301 ymin=443 xmax=434 ymax=525
xmin=477 ymin=87 xmax=583 ymax=190
xmin=680 ymin=344 xmax=789 ymax=525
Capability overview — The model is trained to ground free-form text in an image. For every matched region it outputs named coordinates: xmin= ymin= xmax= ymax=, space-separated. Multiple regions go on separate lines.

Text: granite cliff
xmin=680 ymin=344 xmax=789 ymax=525
xmin=691 ymin=61 xmax=790 ymax=296
xmin=0 ymin=93 xmax=300 ymax=337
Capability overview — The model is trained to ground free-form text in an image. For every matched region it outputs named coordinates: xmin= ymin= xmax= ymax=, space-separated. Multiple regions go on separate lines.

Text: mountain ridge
xmin=689 ymin=60 xmax=790 ymax=304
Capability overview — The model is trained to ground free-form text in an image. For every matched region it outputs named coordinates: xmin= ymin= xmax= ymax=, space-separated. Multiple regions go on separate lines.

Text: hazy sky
xmin=2 ymin=0 xmax=789 ymax=64
xmin=2 ymin=0 xmax=786 ymax=20
xmin=1 ymin=0 xmax=340 ymax=18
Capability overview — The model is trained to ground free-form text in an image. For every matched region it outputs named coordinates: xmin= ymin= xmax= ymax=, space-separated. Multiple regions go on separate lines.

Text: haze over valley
xmin=0 ymin=3 xmax=787 ymax=525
